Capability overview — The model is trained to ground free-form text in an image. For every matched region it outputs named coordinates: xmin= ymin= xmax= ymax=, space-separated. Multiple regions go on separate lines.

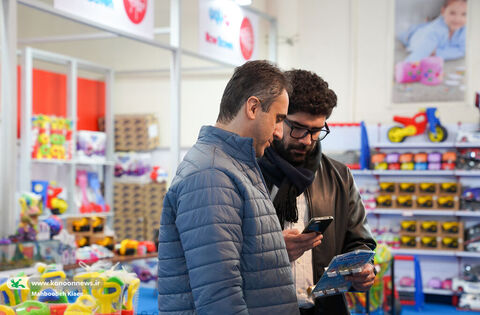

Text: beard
xmin=272 ymin=138 xmax=318 ymax=167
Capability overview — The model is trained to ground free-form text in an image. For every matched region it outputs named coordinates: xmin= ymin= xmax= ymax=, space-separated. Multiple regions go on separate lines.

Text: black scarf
xmin=259 ymin=143 xmax=321 ymax=229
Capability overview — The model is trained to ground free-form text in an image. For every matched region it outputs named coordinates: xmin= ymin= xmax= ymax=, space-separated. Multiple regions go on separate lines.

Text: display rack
xmin=19 ymin=47 xmax=115 ymax=218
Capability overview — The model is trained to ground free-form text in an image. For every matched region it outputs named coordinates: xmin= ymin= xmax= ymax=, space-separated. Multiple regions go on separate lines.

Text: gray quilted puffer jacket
xmin=158 ymin=126 xmax=299 ymax=315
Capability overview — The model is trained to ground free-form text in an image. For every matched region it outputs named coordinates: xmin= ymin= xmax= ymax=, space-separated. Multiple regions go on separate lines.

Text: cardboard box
xmin=114 ymin=114 xmax=159 ymax=151
xmin=436 ymin=194 xmax=460 ymax=210
xmin=396 ymin=182 xmax=417 ymax=194
xmin=418 ymin=235 xmax=440 ymax=250
xmin=418 ymin=220 xmax=439 ymax=235
xmin=438 ymin=182 xmax=461 ymax=195
xmin=417 ymin=182 xmax=437 ymax=194
xmin=439 ymin=221 xmax=463 ymax=237
xmin=395 ymin=195 xmax=415 ymax=208
xmin=440 ymin=236 xmax=463 ymax=251
xmin=399 ymin=234 xmax=419 ymax=249
xmin=66 ymin=217 xmax=92 ymax=236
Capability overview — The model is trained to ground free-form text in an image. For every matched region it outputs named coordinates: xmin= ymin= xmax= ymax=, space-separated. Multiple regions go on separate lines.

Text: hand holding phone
xmin=302 ymin=216 xmax=334 ymax=234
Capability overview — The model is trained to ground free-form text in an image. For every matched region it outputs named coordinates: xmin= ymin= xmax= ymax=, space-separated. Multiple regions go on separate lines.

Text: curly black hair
xmin=284 ymin=69 xmax=337 ymax=118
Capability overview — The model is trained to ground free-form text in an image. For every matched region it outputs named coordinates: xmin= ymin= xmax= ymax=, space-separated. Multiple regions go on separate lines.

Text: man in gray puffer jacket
xmin=158 ymin=60 xmax=299 ymax=315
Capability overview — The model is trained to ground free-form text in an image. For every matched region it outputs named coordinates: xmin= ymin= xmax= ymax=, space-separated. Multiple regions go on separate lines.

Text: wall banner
xmin=199 ymin=0 xmax=259 ymax=65
xmin=54 ymin=0 xmax=154 ymax=39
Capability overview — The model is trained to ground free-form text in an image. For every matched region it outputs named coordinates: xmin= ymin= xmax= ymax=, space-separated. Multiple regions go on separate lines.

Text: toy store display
xmin=111 ymin=114 xmax=159 ymax=152
xmin=76 ymin=131 xmax=106 ymax=163
xmin=386 ymin=107 xmax=447 ymax=143
xmin=31 ymin=115 xmax=73 ymax=160
xmin=375 ymin=182 xmax=461 ymax=210
xmin=32 ymin=181 xmax=68 ymax=216
xmin=0 ymin=262 xmax=140 ymax=314
xmin=113 ymin=182 xmax=166 ymax=242
xmin=457 ymin=148 xmax=480 ymax=170
xmin=65 ymin=215 xmax=111 ymax=249
xmin=371 ymin=150 xmax=457 ymax=171
xmin=398 ymin=219 xmax=464 ymax=251
xmin=76 ymin=170 xmax=110 ymax=214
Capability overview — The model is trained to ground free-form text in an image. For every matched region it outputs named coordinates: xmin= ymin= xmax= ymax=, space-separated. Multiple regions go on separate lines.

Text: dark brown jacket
xmin=307 ymin=154 xmax=376 ymax=314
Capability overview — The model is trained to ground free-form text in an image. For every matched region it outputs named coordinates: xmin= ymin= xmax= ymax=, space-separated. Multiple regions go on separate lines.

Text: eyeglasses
xmin=283 ymin=119 xmax=330 ymax=142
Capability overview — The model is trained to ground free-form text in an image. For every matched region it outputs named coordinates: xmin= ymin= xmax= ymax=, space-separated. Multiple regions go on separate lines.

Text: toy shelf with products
xmin=322 ymin=120 xmax=480 ymax=298
xmin=18 ymin=47 xmax=114 ymax=220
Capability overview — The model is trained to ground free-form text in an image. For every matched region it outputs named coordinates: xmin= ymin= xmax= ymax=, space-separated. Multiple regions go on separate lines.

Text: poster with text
xmin=198 ymin=0 xmax=259 ymax=66
xmin=54 ymin=0 xmax=154 ymax=39
xmin=393 ymin=0 xmax=467 ymax=103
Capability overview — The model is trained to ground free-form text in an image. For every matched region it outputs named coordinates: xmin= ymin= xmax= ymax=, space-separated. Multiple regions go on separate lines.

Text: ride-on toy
xmin=387 ymin=107 xmax=447 ymax=143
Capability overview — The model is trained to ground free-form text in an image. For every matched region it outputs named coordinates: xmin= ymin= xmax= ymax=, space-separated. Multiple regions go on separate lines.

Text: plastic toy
xmin=385 ymin=153 xmax=399 ymax=164
xmin=87 ymin=173 xmax=109 ymax=213
xmin=427 ymin=277 xmax=442 ymax=289
xmin=420 ymin=221 xmax=437 ymax=233
xmin=399 ymin=153 xmax=414 ymax=163
xmin=387 ymin=108 xmax=447 ymax=143
xmin=400 ymin=236 xmax=416 ymax=247
xmin=420 ymin=56 xmax=444 ymax=85
xmin=15 ymin=301 xmax=50 ymax=315
xmin=399 ymin=183 xmax=415 ymax=193
xmin=401 ymin=162 xmax=414 ymax=170
xmin=417 ymin=196 xmax=434 ymax=208
xmin=397 ymin=195 xmax=413 ymax=207
xmin=18 ymin=192 xmax=43 ymax=241
xmin=64 ymin=295 xmax=97 ymax=315
xmin=440 ymin=182 xmax=458 ymax=193
xmin=388 ymin=162 xmax=400 ymax=170
xmin=122 ymin=278 xmax=140 ymax=314
xmin=442 ymin=237 xmax=459 ymax=249
xmin=442 ymin=222 xmax=459 ymax=233
xmin=428 ymin=152 xmax=442 ymax=163
xmin=73 ymin=218 xmax=90 ymax=232
xmin=31 ymin=180 xmax=49 ymax=210
xmin=95 ymin=236 xmax=114 ymax=251
xmin=438 ymin=196 xmax=455 ymax=208
xmin=400 ymin=221 xmax=416 ymax=232
xmin=139 ymin=241 xmax=156 ymax=253
xmin=379 ymin=182 xmax=395 ymax=193
xmin=92 ymin=279 xmax=122 ymax=314
xmin=399 ymin=276 xmax=414 ymax=287
xmin=371 ymin=153 xmax=387 ymax=170
xmin=376 ymin=195 xmax=392 ymax=207
xmin=414 ymin=152 xmax=428 ymax=163
xmin=91 ymin=216 xmax=104 ymax=233
xmin=421 ymin=236 xmax=437 ymax=248
xmin=419 ymin=183 xmax=436 ymax=193
xmin=459 ymin=293 xmax=480 ymax=311
xmin=47 ymin=185 xmax=68 ymax=215
xmin=0 ymin=305 xmax=14 ymax=315
xmin=43 ymin=216 xmax=63 ymax=238
xmin=0 ymin=274 xmax=29 ymax=306
xmin=77 ymin=171 xmax=95 ymax=213
xmin=395 ymin=60 xmax=421 ymax=83
xmin=119 ymin=240 xmax=139 ymax=256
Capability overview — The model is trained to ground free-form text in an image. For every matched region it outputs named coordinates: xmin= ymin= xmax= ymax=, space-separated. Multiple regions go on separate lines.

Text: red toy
xmin=387 ymin=108 xmax=447 ymax=143
xmin=46 ymin=186 xmax=68 ymax=215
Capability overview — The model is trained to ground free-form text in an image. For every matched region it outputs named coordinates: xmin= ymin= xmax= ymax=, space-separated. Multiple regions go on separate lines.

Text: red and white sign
xmin=198 ymin=0 xmax=259 ymax=65
xmin=54 ymin=0 xmax=153 ymax=39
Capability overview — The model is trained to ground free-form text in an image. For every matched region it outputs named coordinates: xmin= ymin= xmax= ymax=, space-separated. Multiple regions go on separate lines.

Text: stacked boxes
xmin=114 ymin=181 xmax=167 ymax=241
xmin=399 ymin=219 xmax=464 ymax=250
xmin=376 ymin=182 xmax=460 ymax=210
xmin=65 ymin=215 xmax=110 ymax=247
xmin=113 ymin=114 xmax=160 ymax=151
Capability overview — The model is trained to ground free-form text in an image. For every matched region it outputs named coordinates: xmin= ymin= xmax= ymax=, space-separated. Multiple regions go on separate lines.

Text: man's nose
xmin=273 ymin=122 xmax=283 ymax=140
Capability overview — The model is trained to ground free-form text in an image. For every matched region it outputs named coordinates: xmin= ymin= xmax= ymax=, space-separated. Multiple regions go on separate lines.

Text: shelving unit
xmin=368 ymin=209 xmax=480 ymax=217
xmin=19 ymin=47 xmax=115 ymax=218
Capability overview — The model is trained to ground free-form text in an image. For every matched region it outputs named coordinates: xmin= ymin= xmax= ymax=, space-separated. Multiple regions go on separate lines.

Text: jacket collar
xmin=198 ymin=125 xmax=256 ymax=163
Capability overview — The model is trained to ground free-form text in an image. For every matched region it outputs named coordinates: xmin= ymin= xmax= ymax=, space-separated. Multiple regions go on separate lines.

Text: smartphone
xmin=302 ymin=216 xmax=334 ymax=234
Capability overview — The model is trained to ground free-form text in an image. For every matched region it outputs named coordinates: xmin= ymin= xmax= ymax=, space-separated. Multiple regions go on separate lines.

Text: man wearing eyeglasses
xmin=259 ymin=69 xmax=376 ymax=315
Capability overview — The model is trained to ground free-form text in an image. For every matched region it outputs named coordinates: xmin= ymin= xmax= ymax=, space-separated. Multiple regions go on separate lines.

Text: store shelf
xmin=367 ymin=209 xmax=480 ymax=217
xmin=38 ymin=212 xmax=113 ymax=221
xmin=372 ymin=170 xmax=455 ymax=176
xmin=392 ymin=248 xmax=480 ymax=258
xmin=455 ymin=143 xmax=480 ymax=148
xmin=32 ymin=158 xmax=114 ymax=166
xmin=373 ymin=142 xmax=455 ymax=149
xmin=398 ymin=287 xmax=453 ymax=296
xmin=63 ymin=252 xmax=158 ymax=270
xmin=454 ymin=170 xmax=480 ymax=176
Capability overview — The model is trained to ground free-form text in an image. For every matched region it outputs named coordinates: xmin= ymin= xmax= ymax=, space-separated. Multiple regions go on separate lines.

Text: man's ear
xmin=245 ymin=96 xmax=260 ymax=120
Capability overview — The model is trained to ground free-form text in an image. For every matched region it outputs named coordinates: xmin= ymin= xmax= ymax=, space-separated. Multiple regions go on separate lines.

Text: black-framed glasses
xmin=284 ymin=119 xmax=330 ymax=142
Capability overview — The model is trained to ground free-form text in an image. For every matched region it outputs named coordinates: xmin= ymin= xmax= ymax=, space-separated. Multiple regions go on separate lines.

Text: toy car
xmin=119 ymin=239 xmax=139 ymax=255
xmin=379 ymin=182 xmax=395 ymax=193
xmin=442 ymin=222 xmax=459 ymax=233
xmin=400 ymin=235 xmax=417 ymax=247
xmin=440 ymin=182 xmax=458 ymax=193
xmin=421 ymin=236 xmax=437 ymax=248
xmin=72 ymin=218 xmax=90 ymax=232
xmin=421 ymin=221 xmax=438 ymax=233
xmin=397 ymin=195 xmax=413 ymax=207
xmin=442 ymin=237 xmax=459 ymax=248
xmin=399 ymin=183 xmax=415 ymax=193
xmin=417 ymin=196 xmax=434 ymax=208
xmin=459 ymin=293 xmax=480 ymax=310
xmin=438 ymin=196 xmax=455 ymax=208
xmin=419 ymin=183 xmax=436 ymax=193
xmin=401 ymin=221 xmax=417 ymax=232
xmin=91 ymin=216 xmax=104 ymax=233
xmin=376 ymin=195 xmax=393 ymax=207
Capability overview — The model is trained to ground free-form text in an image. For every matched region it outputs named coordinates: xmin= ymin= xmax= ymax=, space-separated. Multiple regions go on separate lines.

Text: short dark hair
xmin=217 ymin=60 xmax=291 ymax=124
xmin=284 ymin=69 xmax=337 ymax=118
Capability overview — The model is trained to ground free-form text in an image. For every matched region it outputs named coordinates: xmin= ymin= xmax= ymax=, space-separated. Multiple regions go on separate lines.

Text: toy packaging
xmin=31 ymin=115 xmax=73 ymax=160
xmin=312 ymin=249 xmax=375 ymax=296
xmin=76 ymin=131 xmax=107 ymax=162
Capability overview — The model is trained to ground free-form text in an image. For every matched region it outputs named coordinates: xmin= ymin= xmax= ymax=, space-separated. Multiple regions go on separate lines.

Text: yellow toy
xmin=0 ymin=274 xmax=30 ymax=306
xmin=0 ymin=305 xmax=15 ymax=315
xmin=64 ymin=295 xmax=97 ymax=315
xmin=92 ymin=279 xmax=122 ymax=314
xmin=123 ymin=278 xmax=140 ymax=313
